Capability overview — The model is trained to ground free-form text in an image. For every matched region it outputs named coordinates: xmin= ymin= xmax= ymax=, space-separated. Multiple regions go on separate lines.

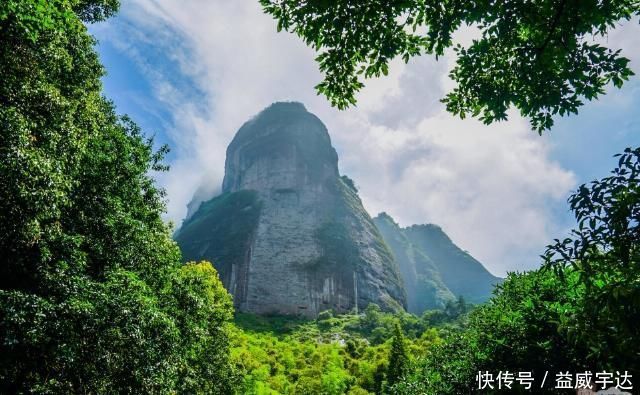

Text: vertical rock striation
xmin=176 ymin=102 xmax=406 ymax=317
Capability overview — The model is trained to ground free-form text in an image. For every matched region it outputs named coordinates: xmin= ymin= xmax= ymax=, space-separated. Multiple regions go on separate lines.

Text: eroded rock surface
xmin=176 ymin=102 xmax=406 ymax=317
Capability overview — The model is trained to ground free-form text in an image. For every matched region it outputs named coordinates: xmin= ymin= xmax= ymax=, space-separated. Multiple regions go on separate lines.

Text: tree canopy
xmin=544 ymin=146 xmax=640 ymax=372
xmin=260 ymin=0 xmax=638 ymax=132
xmin=0 ymin=1 xmax=234 ymax=392
xmin=386 ymin=322 xmax=410 ymax=387
xmin=391 ymin=146 xmax=639 ymax=393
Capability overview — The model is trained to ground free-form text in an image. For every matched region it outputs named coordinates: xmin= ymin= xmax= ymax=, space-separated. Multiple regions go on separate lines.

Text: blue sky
xmin=551 ymin=81 xmax=639 ymax=181
xmin=98 ymin=40 xmax=173 ymax=158
xmin=90 ymin=3 xmax=639 ymax=275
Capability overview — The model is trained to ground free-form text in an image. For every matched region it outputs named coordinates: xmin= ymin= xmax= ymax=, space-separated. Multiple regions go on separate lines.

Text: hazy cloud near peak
xmin=96 ymin=0 xmax=587 ymax=275
xmin=366 ymin=56 xmax=448 ymax=129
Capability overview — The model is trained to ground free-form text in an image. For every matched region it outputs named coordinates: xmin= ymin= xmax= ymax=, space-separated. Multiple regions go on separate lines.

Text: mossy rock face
xmin=175 ymin=190 xmax=262 ymax=308
xmin=404 ymin=224 xmax=501 ymax=304
xmin=309 ymin=178 xmax=407 ymax=314
xmin=176 ymin=102 xmax=406 ymax=317
xmin=374 ymin=213 xmax=454 ymax=313
xmin=374 ymin=213 xmax=501 ymax=312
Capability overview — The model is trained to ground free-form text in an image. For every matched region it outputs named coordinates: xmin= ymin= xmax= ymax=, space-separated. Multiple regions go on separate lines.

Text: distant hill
xmin=374 ymin=213 xmax=501 ymax=313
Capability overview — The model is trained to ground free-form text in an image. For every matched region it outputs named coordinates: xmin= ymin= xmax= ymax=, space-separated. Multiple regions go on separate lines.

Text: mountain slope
xmin=374 ymin=213 xmax=455 ymax=313
xmin=404 ymin=223 xmax=500 ymax=303
xmin=374 ymin=213 xmax=500 ymax=311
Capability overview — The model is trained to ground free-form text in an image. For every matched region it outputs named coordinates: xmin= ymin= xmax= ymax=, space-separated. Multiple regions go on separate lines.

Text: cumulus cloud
xmin=95 ymin=0 xmax=593 ymax=275
xmin=365 ymin=56 xmax=448 ymax=129
xmin=335 ymin=113 xmax=575 ymax=273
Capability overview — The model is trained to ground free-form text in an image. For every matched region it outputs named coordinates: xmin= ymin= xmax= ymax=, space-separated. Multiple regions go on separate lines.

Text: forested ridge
xmin=1 ymin=1 xmax=638 ymax=394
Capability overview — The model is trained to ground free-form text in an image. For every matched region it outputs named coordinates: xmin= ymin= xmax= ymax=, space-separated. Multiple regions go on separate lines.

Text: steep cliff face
xmin=374 ymin=213 xmax=455 ymax=313
xmin=176 ymin=102 xmax=406 ymax=317
xmin=373 ymin=213 xmax=500 ymax=312
xmin=404 ymin=223 xmax=500 ymax=304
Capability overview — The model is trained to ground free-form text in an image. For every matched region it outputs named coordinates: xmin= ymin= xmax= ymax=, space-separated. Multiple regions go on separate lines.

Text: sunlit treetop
xmin=260 ymin=0 xmax=638 ymax=133
xmin=72 ymin=0 xmax=120 ymax=23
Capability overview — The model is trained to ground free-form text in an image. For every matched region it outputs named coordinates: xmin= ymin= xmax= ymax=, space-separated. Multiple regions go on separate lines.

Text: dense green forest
xmin=230 ymin=301 xmax=469 ymax=394
xmin=1 ymin=0 xmax=638 ymax=394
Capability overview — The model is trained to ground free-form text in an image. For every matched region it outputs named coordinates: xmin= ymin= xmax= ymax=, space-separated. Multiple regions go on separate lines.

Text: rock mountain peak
xmin=178 ymin=102 xmax=406 ymax=317
xmin=176 ymin=102 xmax=499 ymax=317
xmin=222 ymin=101 xmax=338 ymax=195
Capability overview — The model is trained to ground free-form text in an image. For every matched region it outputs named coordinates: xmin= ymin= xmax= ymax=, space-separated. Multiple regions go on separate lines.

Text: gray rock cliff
xmin=176 ymin=102 xmax=406 ymax=317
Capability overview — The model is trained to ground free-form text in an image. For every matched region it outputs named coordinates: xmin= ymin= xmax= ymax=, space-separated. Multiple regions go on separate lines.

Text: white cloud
xmin=335 ymin=113 xmax=575 ymax=274
xmin=97 ymin=0 xmax=590 ymax=275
